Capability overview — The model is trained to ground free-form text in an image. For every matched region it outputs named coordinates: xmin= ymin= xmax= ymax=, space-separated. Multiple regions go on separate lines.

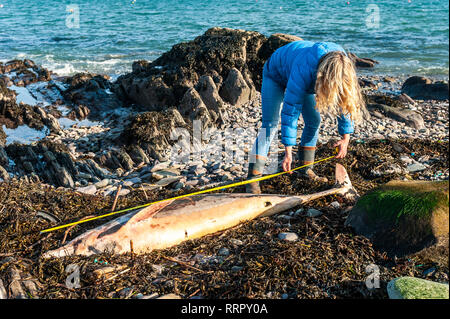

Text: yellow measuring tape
xmin=40 ymin=154 xmax=336 ymax=234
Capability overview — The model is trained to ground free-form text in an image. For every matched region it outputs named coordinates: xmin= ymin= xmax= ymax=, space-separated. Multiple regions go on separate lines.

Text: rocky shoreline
xmin=1 ymin=28 xmax=448 ymax=198
xmin=0 ymin=27 xmax=448 ymax=299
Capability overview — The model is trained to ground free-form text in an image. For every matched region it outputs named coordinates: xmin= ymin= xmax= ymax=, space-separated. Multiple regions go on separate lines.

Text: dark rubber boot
xmin=297 ymin=146 xmax=328 ymax=183
xmin=245 ymin=156 xmax=265 ymax=194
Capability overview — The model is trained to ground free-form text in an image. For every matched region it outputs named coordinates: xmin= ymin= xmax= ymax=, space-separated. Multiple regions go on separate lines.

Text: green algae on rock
xmin=345 ymin=180 xmax=449 ymax=258
xmin=387 ymin=277 xmax=449 ymax=299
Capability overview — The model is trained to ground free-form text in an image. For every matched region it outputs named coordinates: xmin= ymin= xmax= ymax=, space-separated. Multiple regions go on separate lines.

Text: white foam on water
xmin=8 ymin=85 xmax=38 ymax=106
xmin=58 ymin=117 xmax=101 ymax=129
xmin=2 ymin=124 xmax=49 ymax=145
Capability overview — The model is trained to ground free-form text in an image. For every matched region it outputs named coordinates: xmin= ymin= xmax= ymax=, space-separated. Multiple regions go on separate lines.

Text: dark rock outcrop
xmin=114 ymin=28 xmax=302 ymax=126
xmin=63 ymin=73 xmax=122 ymax=116
xmin=365 ymin=93 xmax=424 ymax=129
xmin=401 ymin=76 xmax=449 ymax=101
xmin=0 ymin=59 xmax=51 ymax=85
xmin=0 ymin=126 xmax=6 ymax=148
xmin=121 ymin=108 xmax=187 ymax=161
xmin=4 ymin=141 xmax=80 ymax=188
xmin=347 ymin=52 xmax=379 ymax=68
xmin=0 ymin=78 xmax=46 ymax=130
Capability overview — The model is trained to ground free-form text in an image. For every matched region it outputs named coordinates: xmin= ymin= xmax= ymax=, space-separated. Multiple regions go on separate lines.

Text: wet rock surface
xmin=401 ymin=76 xmax=449 ymax=101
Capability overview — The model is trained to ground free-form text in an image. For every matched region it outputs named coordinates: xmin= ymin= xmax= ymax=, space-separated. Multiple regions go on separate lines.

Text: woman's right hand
xmin=282 ymin=146 xmax=293 ymax=174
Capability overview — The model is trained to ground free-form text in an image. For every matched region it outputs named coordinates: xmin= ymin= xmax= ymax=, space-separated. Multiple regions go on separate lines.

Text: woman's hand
xmin=282 ymin=146 xmax=293 ymax=173
xmin=333 ymin=134 xmax=350 ymax=159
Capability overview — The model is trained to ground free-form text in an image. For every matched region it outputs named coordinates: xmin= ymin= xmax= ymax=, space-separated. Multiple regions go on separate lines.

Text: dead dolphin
xmin=43 ymin=164 xmax=356 ymax=258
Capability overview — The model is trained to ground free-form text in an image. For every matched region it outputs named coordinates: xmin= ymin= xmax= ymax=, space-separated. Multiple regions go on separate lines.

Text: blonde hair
xmin=315 ymin=51 xmax=364 ymax=122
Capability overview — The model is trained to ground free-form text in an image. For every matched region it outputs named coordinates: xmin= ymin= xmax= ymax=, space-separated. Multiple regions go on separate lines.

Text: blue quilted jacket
xmin=264 ymin=41 xmax=354 ymax=146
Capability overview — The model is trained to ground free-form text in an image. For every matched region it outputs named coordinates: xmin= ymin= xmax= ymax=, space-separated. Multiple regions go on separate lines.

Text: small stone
xmin=278 ymin=232 xmax=298 ymax=242
xmin=156 ymin=176 xmax=182 ymax=187
xmin=400 ymin=155 xmax=413 ymax=164
xmin=407 ymin=163 xmax=426 ymax=173
xmin=116 ymin=188 xmax=130 ymax=196
xmin=306 ymin=208 xmax=322 ymax=217
xmin=152 ymin=169 xmax=180 ymax=180
xmin=229 ymin=238 xmax=243 ymax=246
xmin=76 ymin=184 xmax=97 ymax=195
xmin=124 ymin=177 xmax=141 ymax=185
xmin=330 ymin=201 xmax=340 ymax=209
xmin=150 ymin=161 xmax=170 ymax=172
xmin=173 ymin=181 xmax=184 ymax=190
xmin=231 ymin=266 xmax=243 ymax=272
xmin=94 ymin=179 xmax=110 ymax=188
xmin=277 ymin=215 xmax=292 ymax=221
xmin=117 ymin=287 xmax=134 ymax=299
xmin=152 ymin=264 xmax=165 ymax=275
xmin=218 ymin=247 xmax=230 ymax=256
xmin=221 ymin=172 xmax=233 ymax=181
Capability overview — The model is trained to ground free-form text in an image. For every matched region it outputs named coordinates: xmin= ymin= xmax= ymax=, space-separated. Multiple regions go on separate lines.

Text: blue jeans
xmin=250 ymin=70 xmax=321 ymax=161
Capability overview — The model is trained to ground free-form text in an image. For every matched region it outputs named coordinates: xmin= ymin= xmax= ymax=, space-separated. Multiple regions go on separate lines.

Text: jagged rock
xmin=368 ymin=103 xmax=425 ymax=129
xmin=131 ymin=60 xmax=150 ymax=74
xmin=0 ymin=126 xmax=6 ymax=147
xmin=85 ymin=158 xmax=108 ymax=179
xmin=63 ymin=72 xmax=122 ymax=115
xmin=358 ymin=78 xmax=378 ymax=89
xmin=345 ymin=180 xmax=449 ymax=260
xmin=387 ymin=277 xmax=449 ymax=299
xmin=195 ymin=75 xmax=227 ymax=123
xmin=0 ymin=279 xmax=7 ymax=299
xmin=1 ymin=79 xmax=46 ymax=130
xmin=68 ymin=104 xmax=91 ymax=120
xmin=114 ymin=27 xmax=300 ymax=112
xmin=365 ymin=93 xmax=405 ymax=109
xmin=0 ymin=164 xmax=9 ymax=181
xmin=127 ymin=145 xmax=150 ymax=165
xmin=22 ymin=161 xmax=34 ymax=173
xmin=347 ymin=52 xmax=379 ymax=68
xmin=179 ymin=87 xmax=213 ymax=128
xmin=219 ymin=68 xmax=254 ymax=106
xmin=122 ymin=108 xmax=187 ymax=161
xmin=0 ymin=59 xmax=51 ymax=84
xmin=0 ymin=146 xmax=8 ymax=165
xmin=115 ymin=149 xmax=135 ymax=171
xmin=7 ymin=266 xmax=27 ymax=299
xmin=398 ymin=93 xmax=416 ymax=105
xmin=401 ymin=76 xmax=449 ymax=101
xmin=51 ymin=163 xmax=75 ymax=188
